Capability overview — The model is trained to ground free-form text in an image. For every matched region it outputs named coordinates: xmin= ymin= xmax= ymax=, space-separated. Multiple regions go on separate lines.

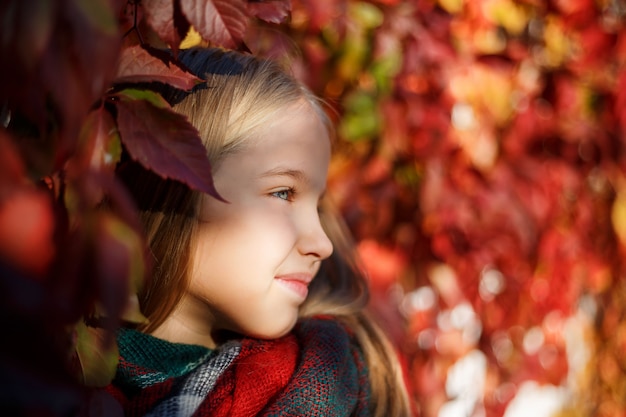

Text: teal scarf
xmin=107 ymin=317 xmax=371 ymax=416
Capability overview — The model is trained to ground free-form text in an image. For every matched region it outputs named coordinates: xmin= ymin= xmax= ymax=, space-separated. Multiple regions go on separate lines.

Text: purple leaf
xmin=77 ymin=106 xmax=121 ymax=174
xmin=141 ymin=0 xmax=176 ymax=45
xmin=93 ymin=211 xmax=145 ymax=324
xmin=141 ymin=0 xmax=189 ymax=55
xmin=113 ymin=90 xmax=221 ymax=198
xmin=114 ymin=44 xmax=203 ymax=90
xmin=180 ymin=0 xmax=248 ymax=49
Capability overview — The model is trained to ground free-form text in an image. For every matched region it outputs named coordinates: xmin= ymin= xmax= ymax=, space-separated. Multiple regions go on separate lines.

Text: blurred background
xmin=245 ymin=1 xmax=626 ymax=416
xmin=2 ymin=0 xmax=625 ymax=416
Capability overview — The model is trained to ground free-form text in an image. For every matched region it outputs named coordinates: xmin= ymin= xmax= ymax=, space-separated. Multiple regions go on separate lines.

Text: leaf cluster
xmin=0 ymin=0 xmax=289 ymax=415
xmin=247 ymin=0 xmax=626 ymax=415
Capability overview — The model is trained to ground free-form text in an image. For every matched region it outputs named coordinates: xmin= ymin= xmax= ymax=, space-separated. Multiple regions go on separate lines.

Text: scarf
xmin=106 ymin=317 xmax=371 ymax=416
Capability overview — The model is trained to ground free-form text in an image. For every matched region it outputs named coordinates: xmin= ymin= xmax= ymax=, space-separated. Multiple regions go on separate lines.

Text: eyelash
xmin=271 ymin=187 xmax=296 ymax=201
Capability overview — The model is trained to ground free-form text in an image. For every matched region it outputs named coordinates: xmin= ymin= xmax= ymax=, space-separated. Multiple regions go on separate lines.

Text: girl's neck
xmin=150 ymin=296 xmax=217 ymax=349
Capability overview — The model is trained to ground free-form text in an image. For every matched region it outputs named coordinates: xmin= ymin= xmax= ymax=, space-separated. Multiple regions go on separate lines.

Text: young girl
xmin=107 ymin=47 xmax=411 ymax=416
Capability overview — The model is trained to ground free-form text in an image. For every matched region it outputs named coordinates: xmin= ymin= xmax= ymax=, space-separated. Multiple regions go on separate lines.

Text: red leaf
xmin=293 ymin=0 xmax=341 ymax=33
xmin=141 ymin=0 xmax=176 ymax=44
xmin=0 ymin=1 xmax=54 ymax=133
xmin=76 ymin=106 xmax=121 ymax=174
xmin=173 ymin=0 xmax=192 ymax=53
xmin=141 ymin=0 xmax=190 ymax=54
xmin=113 ymin=91 xmax=221 ymax=198
xmin=0 ymin=0 xmax=55 ymax=71
xmin=114 ymin=44 xmax=202 ymax=90
xmin=0 ymin=188 xmax=55 ymax=278
xmin=0 ymin=129 xmax=26 ymax=192
xmin=180 ymin=0 xmax=248 ymax=49
xmin=40 ymin=0 xmax=121 ymax=168
xmin=357 ymin=239 xmax=406 ymax=291
xmin=118 ymin=0 xmax=142 ymax=36
xmin=247 ymin=0 xmax=291 ymax=24
xmin=78 ymin=171 xmax=144 ymax=234
xmin=93 ymin=211 xmax=145 ymax=322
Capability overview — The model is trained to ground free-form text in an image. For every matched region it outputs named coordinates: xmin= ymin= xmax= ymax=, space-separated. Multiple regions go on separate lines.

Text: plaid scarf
xmin=106 ymin=317 xmax=371 ymax=416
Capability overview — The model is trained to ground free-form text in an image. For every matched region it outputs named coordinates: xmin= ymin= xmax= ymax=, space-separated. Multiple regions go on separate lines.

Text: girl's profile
xmin=106 ymin=47 xmax=411 ymax=416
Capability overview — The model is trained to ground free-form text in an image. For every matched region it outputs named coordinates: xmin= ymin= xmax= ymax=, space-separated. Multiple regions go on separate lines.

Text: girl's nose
xmin=298 ymin=212 xmax=333 ymax=260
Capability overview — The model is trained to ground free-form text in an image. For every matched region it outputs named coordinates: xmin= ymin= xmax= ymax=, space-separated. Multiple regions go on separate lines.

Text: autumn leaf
xmin=142 ymin=0 xmax=177 ymax=45
xmin=92 ymin=211 xmax=146 ymax=324
xmin=612 ymin=186 xmax=626 ymax=248
xmin=77 ymin=106 xmax=122 ymax=174
xmin=0 ymin=188 xmax=55 ymax=278
xmin=0 ymin=0 xmax=55 ymax=71
xmin=113 ymin=89 xmax=221 ymax=198
xmin=247 ymin=0 xmax=292 ymax=24
xmin=180 ymin=0 xmax=248 ymax=49
xmin=74 ymin=320 xmax=120 ymax=387
xmin=114 ymin=44 xmax=203 ymax=90
xmin=0 ymin=129 xmax=26 ymax=192
xmin=0 ymin=1 xmax=52 ymax=135
xmin=113 ymin=87 xmax=171 ymax=108
xmin=82 ymin=389 xmax=125 ymax=417
xmin=40 ymin=0 xmax=120 ymax=168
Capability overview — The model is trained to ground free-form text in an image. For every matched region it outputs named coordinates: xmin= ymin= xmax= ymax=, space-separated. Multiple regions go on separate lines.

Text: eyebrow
xmin=258 ymin=168 xmax=310 ymax=184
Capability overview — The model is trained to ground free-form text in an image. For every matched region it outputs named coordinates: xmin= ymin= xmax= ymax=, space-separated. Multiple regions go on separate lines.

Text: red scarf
xmin=107 ymin=317 xmax=371 ymax=416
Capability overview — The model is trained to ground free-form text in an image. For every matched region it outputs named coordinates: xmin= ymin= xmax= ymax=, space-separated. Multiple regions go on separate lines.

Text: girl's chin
xmin=213 ymin=319 xmax=298 ymax=342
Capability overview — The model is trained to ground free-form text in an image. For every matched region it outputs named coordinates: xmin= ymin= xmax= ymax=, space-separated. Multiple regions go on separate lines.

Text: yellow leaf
xmin=486 ymin=0 xmax=529 ymax=36
xmin=473 ymin=27 xmax=507 ymax=54
xmin=543 ymin=17 xmax=571 ymax=67
xmin=612 ymin=190 xmax=626 ymax=246
xmin=180 ymin=26 xmax=204 ymax=49
xmin=438 ymin=0 xmax=464 ymax=14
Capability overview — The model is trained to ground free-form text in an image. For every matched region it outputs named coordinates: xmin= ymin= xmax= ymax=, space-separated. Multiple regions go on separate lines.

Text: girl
xmin=107 ymin=47 xmax=411 ymax=416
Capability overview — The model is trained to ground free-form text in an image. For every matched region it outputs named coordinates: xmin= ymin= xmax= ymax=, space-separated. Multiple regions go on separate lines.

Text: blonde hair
xmin=117 ymin=47 xmax=411 ymax=416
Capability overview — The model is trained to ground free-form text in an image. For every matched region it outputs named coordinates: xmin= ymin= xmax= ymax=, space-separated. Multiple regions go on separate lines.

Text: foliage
xmin=0 ymin=0 xmax=288 ymax=415
xmin=2 ymin=0 xmax=626 ymax=416
xmin=245 ymin=0 xmax=626 ymax=416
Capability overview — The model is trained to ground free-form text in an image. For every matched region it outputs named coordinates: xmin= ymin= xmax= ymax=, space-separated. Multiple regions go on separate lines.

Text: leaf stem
xmin=122 ymin=0 xmax=144 ymax=45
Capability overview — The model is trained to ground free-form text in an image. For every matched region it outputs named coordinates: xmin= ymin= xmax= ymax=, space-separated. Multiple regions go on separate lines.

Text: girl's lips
xmin=275 ymin=274 xmax=313 ymax=299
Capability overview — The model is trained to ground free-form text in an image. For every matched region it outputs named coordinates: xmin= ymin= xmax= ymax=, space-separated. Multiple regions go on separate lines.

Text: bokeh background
xmin=245 ymin=1 xmax=626 ymax=416
xmin=2 ymin=0 xmax=626 ymax=416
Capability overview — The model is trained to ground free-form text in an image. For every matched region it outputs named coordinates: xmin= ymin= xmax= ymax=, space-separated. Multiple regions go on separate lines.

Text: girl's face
xmin=164 ymin=100 xmax=333 ymax=347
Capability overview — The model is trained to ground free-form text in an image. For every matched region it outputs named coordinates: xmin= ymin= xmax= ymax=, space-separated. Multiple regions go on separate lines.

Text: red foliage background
xmin=260 ymin=1 xmax=626 ymax=416
xmin=1 ymin=0 xmax=626 ymax=416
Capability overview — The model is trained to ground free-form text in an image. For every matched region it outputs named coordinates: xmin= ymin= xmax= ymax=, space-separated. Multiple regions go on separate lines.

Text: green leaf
xmin=339 ymin=92 xmax=380 ymax=141
xmin=348 ymin=2 xmax=384 ymax=30
xmin=114 ymin=88 xmax=172 ymax=109
xmin=371 ymin=50 xmax=402 ymax=94
xmin=74 ymin=320 xmax=119 ymax=387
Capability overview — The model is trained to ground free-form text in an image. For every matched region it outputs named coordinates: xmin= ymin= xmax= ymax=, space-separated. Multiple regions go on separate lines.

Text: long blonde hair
xmin=117 ymin=47 xmax=411 ymax=416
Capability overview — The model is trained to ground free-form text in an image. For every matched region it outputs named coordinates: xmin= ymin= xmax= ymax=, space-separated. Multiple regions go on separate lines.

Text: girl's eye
xmin=271 ymin=188 xmax=294 ymax=201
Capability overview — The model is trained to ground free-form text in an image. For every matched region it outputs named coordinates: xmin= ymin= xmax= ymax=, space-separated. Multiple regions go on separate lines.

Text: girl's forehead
xmin=213 ymin=104 xmax=330 ymax=180
xmin=261 ymin=99 xmax=322 ymax=127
